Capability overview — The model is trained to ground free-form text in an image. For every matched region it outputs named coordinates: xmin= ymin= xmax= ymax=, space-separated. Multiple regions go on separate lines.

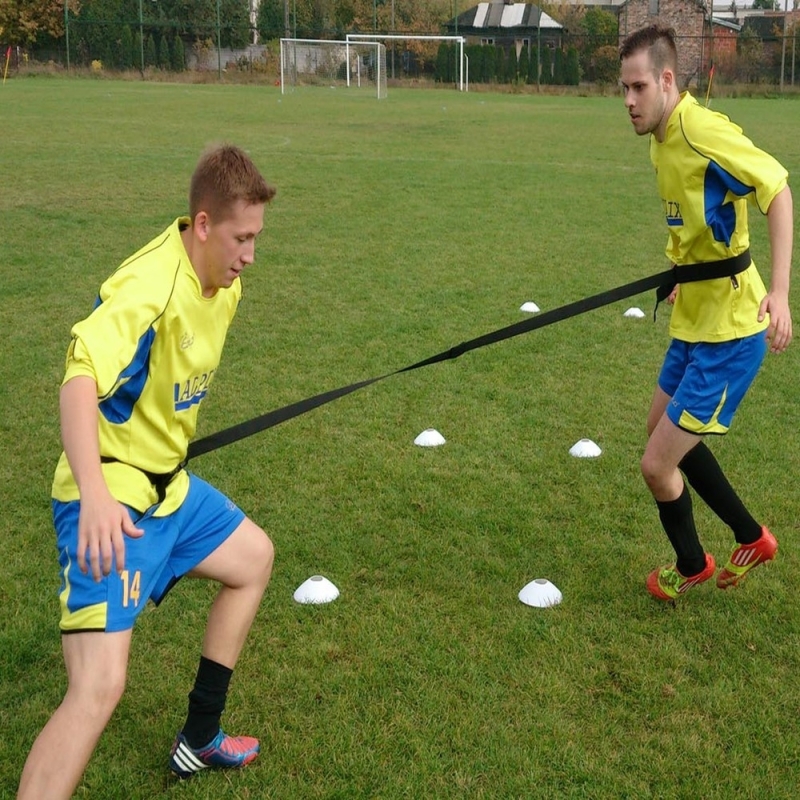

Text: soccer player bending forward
xmin=18 ymin=144 xmax=277 ymax=798
xmin=619 ymin=25 xmax=793 ymax=601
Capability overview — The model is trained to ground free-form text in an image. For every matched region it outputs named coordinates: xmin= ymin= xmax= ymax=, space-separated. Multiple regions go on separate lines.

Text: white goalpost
xmin=280 ymin=38 xmax=388 ymax=99
xmin=345 ymin=33 xmax=467 ymax=91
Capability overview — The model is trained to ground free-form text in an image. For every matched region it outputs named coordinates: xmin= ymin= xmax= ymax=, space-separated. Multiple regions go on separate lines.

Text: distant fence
xmin=14 ymin=25 xmax=800 ymax=88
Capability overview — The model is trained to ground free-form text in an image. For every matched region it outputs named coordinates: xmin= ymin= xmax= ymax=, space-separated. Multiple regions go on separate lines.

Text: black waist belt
xmin=100 ymin=457 xmax=186 ymax=504
xmin=654 ymin=248 xmax=752 ymax=314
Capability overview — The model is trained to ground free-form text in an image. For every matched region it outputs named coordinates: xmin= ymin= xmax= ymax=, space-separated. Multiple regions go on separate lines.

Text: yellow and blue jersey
xmin=651 ymin=92 xmax=788 ymax=343
xmin=52 ymin=217 xmax=241 ymax=515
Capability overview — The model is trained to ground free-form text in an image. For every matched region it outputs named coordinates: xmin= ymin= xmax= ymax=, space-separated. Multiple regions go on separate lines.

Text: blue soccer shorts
xmin=658 ymin=331 xmax=767 ymax=435
xmin=54 ymin=473 xmax=246 ymax=633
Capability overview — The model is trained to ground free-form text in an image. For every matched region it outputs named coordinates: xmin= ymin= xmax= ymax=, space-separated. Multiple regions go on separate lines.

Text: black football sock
xmin=182 ymin=656 xmax=233 ymax=749
xmin=656 ymin=483 xmax=707 ymax=577
xmin=679 ymin=441 xmax=761 ymax=545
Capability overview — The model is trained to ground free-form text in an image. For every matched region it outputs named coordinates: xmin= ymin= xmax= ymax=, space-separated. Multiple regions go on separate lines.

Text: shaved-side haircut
xmin=619 ymin=24 xmax=678 ymax=75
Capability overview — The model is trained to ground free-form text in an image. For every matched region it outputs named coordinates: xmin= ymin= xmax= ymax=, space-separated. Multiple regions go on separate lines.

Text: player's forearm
xmin=766 ymin=185 xmax=793 ymax=297
xmin=60 ymin=375 xmax=108 ymax=497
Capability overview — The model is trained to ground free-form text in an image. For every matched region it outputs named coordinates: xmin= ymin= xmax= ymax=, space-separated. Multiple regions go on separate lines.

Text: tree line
xmin=1 ymin=0 xmax=620 ymax=84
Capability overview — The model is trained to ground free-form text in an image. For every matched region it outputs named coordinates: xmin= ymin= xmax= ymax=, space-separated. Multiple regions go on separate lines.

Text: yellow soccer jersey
xmin=52 ymin=217 xmax=242 ymax=515
xmin=650 ymin=92 xmax=788 ymax=342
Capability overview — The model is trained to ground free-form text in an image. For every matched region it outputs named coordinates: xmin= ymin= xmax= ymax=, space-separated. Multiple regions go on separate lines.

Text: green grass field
xmin=2 ymin=76 xmax=799 ymax=798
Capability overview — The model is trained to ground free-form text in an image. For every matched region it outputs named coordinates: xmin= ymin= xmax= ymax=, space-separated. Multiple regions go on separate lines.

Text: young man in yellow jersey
xmin=19 ymin=145 xmax=277 ymax=797
xmin=619 ymin=25 xmax=793 ymax=601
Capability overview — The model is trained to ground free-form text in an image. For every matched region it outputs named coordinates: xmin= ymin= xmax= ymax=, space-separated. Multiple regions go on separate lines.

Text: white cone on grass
xmin=624 ymin=307 xmax=646 ymax=318
xmin=520 ymin=301 xmax=540 ymax=313
xmin=293 ymin=575 xmax=340 ymax=604
xmin=569 ymin=438 xmax=602 ymax=458
xmin=519 ymin=578 xmax=562 ymax=608
xmin=414 ymin=428 xmax=446 ymax=447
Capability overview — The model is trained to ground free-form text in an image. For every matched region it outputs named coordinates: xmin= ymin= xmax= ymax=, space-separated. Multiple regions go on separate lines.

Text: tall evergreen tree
xmin=172 ymin=33 xmax=185 ymax=70
xmin=528 ymin=44 xmax=539 ymax=84
xmin=120 ymin=24 xmax=133 ymax=69
xmin=565 ymin=45 xmax=580 ymax=85
xmin=508 ymin=45 xmax=519 ymax=84
xmin=257 ymin=0 xmax=284 ymax=41
xmin=145 ymin=32 xmax=156 ymax=66
xmin=540 ymin=44 xmax=552 ymax=84
xmin=553 ymin=46 xmax=564 ymax=84
xmin=494 ymin=44 xmax=505 ymax=83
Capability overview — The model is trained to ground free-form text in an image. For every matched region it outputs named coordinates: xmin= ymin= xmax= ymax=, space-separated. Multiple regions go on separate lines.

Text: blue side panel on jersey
xmin=704 ymin=160 xmax=754 ymax=246
xmin=99 ymin=326 xmax=156 ymax=424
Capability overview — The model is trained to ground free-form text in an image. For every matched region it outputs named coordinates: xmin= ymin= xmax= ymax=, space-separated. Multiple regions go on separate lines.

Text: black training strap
xmin=188 ymin=252 xmax=751 ymax=459
xmin=100 ymin=456 xmax=186 ymax=503
xmin=654 ymin=249 xmax=751 ymax=315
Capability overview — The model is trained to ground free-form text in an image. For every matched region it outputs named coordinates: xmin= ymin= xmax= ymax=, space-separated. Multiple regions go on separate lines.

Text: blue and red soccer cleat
xmin=169 ymin=729 xmax=259 ymax=779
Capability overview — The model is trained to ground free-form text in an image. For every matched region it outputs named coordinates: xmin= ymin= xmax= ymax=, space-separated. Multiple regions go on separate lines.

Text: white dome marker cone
xmin=519 ymin=578 xmax=563 ymax=608
xmin=414 ymin=429 xmax=446 ymax=447
xmin=569 ymin=438 xmax=602 ymax=458
xmin=293 ymin=575 xmax=340 ymax=604
xmin=624 ymin=307 xmax=646 ymax=318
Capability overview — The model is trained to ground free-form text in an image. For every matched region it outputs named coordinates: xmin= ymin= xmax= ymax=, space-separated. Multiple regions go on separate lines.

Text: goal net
xmin=280 ymin=38 xmax=388 ymax=99
xmin=345 ymin=34 xmax=466 ymax=90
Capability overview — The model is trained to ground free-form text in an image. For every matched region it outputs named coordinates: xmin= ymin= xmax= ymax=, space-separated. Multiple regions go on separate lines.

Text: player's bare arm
xmin=759 ymin=185 xmax=793 ymax=353
xmin=60 ymin=376 xmax=144 ymax=580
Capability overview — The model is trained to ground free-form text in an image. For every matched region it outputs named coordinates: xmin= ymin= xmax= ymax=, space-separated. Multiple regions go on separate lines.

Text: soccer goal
xmin=280 ymin=38 xmax=388 ymax=99
xmin=345 ymin=33 xmax=466 ymax=91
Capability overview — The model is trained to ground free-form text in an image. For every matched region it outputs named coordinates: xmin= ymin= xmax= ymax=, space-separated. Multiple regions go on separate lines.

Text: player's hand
xmin=667 ymin=285 xmax=679 ymax=304
xmin=77 ymin=490 xmax=145 ymax=582
xmin=758 ymin=292 xmax=793 ymax=353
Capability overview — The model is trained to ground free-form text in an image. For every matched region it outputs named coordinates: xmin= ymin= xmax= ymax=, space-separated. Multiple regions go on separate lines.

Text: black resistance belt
xmin=100 ymin=456 xmax=186 ymax=504
xmin=174 ymin=249 xmax=749 ymax=459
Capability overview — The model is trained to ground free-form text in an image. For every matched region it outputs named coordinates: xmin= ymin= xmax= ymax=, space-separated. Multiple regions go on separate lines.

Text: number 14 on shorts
xmin=120 ymin=570 xmax=141 ymax=607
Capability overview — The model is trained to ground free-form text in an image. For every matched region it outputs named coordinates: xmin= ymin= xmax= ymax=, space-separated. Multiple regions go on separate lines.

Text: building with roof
xmin=619 ymin=0 xmax=709 ymax=87
xmin=444 ymin=2 xmax=564 ymax=51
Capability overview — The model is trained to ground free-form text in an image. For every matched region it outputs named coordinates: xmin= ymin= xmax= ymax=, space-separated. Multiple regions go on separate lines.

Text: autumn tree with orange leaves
xmin=0 ymin=0 xmax=80 ymax=45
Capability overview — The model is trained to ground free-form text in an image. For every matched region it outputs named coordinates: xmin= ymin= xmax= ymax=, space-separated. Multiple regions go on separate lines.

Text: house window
xmin=481 ymin=37 xmax=495 ymax=45
xmin=649 ymin=0 xmax=659 ymax=15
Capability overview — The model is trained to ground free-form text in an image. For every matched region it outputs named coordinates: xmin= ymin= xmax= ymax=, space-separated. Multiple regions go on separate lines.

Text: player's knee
xmin=68 ymin=664 xmax=127 ymax=721
xmin=249 ymin=525 xmax=275 ymax=586
xmin=640 ymin=452 xmax=663 ymax=492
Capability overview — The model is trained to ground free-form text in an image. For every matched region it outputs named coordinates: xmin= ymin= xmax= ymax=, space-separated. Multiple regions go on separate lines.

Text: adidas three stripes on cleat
xmin=169 ymin=729 xmax=259 ymax=779
xmin=716 ymin=527 xmax=777 ymax=589
xmin=647 ymin=553 xmax=716 ymax=601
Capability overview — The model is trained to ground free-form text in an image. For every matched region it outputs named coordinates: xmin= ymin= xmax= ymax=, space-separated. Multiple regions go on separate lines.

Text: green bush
xmin=593 ymin=44 xmax=620 ymax=85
